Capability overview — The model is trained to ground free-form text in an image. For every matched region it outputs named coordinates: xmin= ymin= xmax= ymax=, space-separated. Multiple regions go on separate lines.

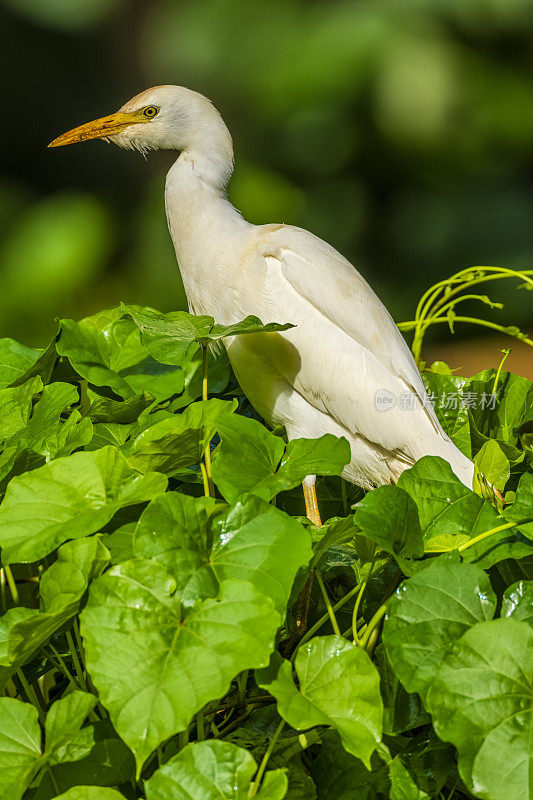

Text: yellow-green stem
xmin=66 ymin=629 xmax=88 ymax=692
xmin=201 ymin=345 xmax=215 ymax=496
xmin=457 ymin=520 xmax=530 ymax=553
xmin=4 ymin=565 xmax=19 ymax=605
xmin=359 ymin=604 xmax=387 ymax=650
xmin=315 ymin=571 xmax=341 ymax=636
xmin=16 ymin=668 xmax=45 ymax=724
xmin=492 ymin=348 xmax=511 ymax=394
xmin=248 ymin=719 xmax=285 ymax=798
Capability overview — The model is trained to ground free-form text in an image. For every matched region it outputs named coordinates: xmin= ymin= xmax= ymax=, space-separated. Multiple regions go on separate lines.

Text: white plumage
xmin=49 ymin=85 xmax=474 ymax=491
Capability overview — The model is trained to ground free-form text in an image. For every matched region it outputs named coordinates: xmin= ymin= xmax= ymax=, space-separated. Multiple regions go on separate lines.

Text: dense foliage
xmin=0 ymin=304 xmax=531 ymax=800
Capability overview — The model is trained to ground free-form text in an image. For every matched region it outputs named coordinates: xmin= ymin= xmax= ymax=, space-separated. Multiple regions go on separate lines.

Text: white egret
xmin=49 ymin=85 xmax=474 ymax=523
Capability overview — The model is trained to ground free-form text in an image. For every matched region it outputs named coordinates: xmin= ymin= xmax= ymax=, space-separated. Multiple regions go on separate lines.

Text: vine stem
xmin=352 ymin=557 xmax=375 ymax=645
xmin=492 ymin=348 xmax=511 ymax=394
xmin=4 ymin=565 xmax=19 ymax=605
xmin=46 ymin=644 xmax=79 ymax=690
xmin=315 ymin=572 xmax=341 ymax=636
xmin=16 ymin=668 xmax=45 ymax=725
xmin=46 ymin=765 xmax=60 ymax=794
xmin=0 ymin=569 xmax=6 ymax=613
xmin=457 ymin=519 xmax=531 ymax=553
xmin=199 ymin=461 xmax=211 ymax=498
xmin=359 ymin=604 xmax=387 ymax=650
xmin=201 ymin=345 xmax=215 ymax=497
xmin=292 ymin=583 xmax=361 ymax=661
xmin=248 ymin=719 xmax=285 ymax=798
xmin=66 ymin=629 xmax=88 ymax=692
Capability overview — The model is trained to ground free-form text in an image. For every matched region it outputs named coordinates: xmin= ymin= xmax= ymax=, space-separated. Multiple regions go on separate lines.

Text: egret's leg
xmin=302 ymin=475 xmax=321 ymax=526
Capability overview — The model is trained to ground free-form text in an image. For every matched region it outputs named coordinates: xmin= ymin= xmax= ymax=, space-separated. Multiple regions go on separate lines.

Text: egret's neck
xmin=164 ymin=139 xmax=251 ymax=319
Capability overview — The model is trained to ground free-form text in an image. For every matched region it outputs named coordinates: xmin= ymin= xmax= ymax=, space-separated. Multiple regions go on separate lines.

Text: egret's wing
xmin=248 ymin=224 xmax=446 ymax=456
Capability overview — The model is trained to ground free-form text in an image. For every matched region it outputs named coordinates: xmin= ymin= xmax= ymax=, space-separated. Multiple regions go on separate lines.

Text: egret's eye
xmin=142 ymin=106 xmax=159 ymax=119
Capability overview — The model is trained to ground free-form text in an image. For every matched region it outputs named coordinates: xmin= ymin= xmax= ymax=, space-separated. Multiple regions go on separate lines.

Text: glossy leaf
xmin=44 ymin=691 xmax=97 ymax=761
xmin=0 ymin=536 xmax=109 ymax=687
xmin=501 ymin=581 xmax=533 ymax=626
xmin=258 ymin=637 xmax=382 ymax=767
xmin=57 ymin=312 xmax=183 ymax=401
xmin=127 ymin=398 xmax=237 ymax=474
xmin=0 ymin=375 xmax=42 ymax=441
xmin=81 ymin=562 xmax=281 ymax=773
xmin=135 ymin=492 xmax=312 ymax=612
xmin=397 ymin=456 xmax=528 ymax=566
xmin=0 ymin=338 xmax=40 ymax=389
xmin=504 ymin=472 xmax=533 ymax=539
xmin=382 ymin=558 xmax=497 ymax=701
xmin=213 ymin=414 xmax=350 ymax=502
xmin=0 ymin=446 xmax=167 ymax=563
xmin=426 ymin=619 xmax=533 ymax=800
xmin=145 ymin=740 xmax=288 ymax=800
xmin=389 ymin=757 xmax=429 ymax=800
xmin=474 ymin=439 xmax=510 ymax=492
xmin=53 ymin=789 xmax=126 ymax=800
xmin=353 ymin=485 xmax=424 ymax=558
xmin=0 ymin=382 xmax=93 ymax=482
xmin=0 ymin=697 xmax=41 ymax=800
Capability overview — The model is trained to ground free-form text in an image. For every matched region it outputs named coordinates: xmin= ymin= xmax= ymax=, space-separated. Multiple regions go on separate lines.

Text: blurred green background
xmin=1 ymin=0 xmax=532 ymax=368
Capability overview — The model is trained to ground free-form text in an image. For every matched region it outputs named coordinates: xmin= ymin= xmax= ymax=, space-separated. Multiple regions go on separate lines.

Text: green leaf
xmin=382 ymin=558 xmax=496 ymax=702
xmin=473 ymin=440 xmax=510 ymax=492
xmin=212 ymin=415 xmax=350 ymax=502
xmin=120 ymin=304 xmax=214 ymax=365
xmin=0 ymin=446 xmax=167 ymax=564
xmin=86 ymin=391 xmax=155 ymax=423
xmin=44 ymin=691 xmax=97 ymax=761
xmin=52 ymin=789 xmax=125 ymax=800
xmin=0 ymin=382 xmax=93 ymax=482
xmin=34 ymin=719 xmax=135 ymax=796
xmin=126 ymin=399 xmax=237 ymax=475
xmin=426 ymin=619 xmax=533 ymax=800
xmin=135 ymin=492 xmax=312 ymax=613
xmin=0 ymin=376 xmax=42 ymax=441
xmin=121 ymin=304 xmax=294 ymax=366
xmin=80 ymin=564 xmax=281 ymax=773
xmin=353 ymin=486 xmax=424 ymax=558
xmin=0 ymin=697 xmax=41 ymax=800
xmin=310 ymin=729 xmax=388 ymax=800
xmin=389 ymin=758 xmax=429 ymax=800
xmin=57 ymin=312 xmax=183 ymax=401
xmin=422 ymin=373 xmax=471 ymax=456
xmin=258 ymin=637 xmax=382 ymax=767
xmin=397 ymin=456 xmax=521 ymax=565
xmin=207 ymin=315 xmax=295 ymax=343
xmin=145 ymin=740 xmax=288 ymax=800
xmin=374 ymin=645 xmax=429 ymax=735
xmin=504 ymin=472 xmax=533 ymax=539
xmin=212 ymin=415 xmax=285 ymax=502
xmin=0 ymin=536 xmax=109 ymax=687
xmin=501 ymin=581 xmax=533 ymax=626
xmin=469 ymin=370 xmax=533 ymax=444
xmin=0 ymin=338 xmax=40 ymax=389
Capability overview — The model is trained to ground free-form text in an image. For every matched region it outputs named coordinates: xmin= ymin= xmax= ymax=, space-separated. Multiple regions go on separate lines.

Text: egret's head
xmin=48 ymin=85 xmax=232 ymax=158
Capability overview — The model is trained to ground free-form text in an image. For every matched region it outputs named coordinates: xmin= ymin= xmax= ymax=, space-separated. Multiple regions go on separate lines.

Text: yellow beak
xmin=48 ymin=111 xmax=146 ymax=148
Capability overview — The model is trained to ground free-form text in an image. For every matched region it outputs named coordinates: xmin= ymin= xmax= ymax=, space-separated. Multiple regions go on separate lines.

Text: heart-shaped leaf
xmin=145 ymin=740 xmax=288 ymax=800
xmin=382 ymin=558 xmax=497 ymax=702
xmin=81 ymin=562 xmax=281 ymax=773
xmin=0 ymin=446 xmax=167 ymax=564
xmin=426 ymin=618 xmax=533 ymax=800
xmin=258 ymin=637 xmax=382 ymax=767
